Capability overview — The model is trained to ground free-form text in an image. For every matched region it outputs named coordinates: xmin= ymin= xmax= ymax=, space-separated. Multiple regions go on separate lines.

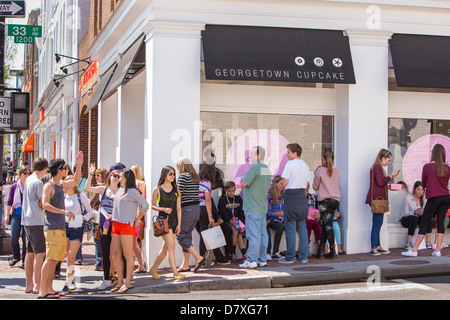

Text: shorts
xmin=44 ymin=229 xmax=66 ymax=262
xmin=66 ymin=225 xmax=83 ymax=242
xmin=111 ymin=221 xmax=135 ymax=236
xmin=24 ymin=225 xmax=46 ymax=254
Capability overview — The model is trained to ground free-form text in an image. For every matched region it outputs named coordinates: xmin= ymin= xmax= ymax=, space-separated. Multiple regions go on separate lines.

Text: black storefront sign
xmin=202 ymin=25 xmax=356 ymax=84
xmin=389 ymin=34 xmax=450 ymax=89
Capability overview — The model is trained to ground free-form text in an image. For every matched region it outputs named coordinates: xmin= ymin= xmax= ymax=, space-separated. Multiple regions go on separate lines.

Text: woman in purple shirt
xmin=366 ymin=149 xmax=399 ymax=256
xmin=403 ymin=144 xmax=450 ymax=257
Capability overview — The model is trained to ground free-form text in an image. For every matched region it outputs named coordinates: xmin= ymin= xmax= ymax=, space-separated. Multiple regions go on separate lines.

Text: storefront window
xmin=388 ymin=118 xmax=450 ymax=192
xmin=200 ymin=112 xmax=333 ymax=191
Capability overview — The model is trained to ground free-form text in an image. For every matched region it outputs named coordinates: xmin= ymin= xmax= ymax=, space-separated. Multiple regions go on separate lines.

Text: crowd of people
xmin=3 ymin=142 xmax=450 ymax=297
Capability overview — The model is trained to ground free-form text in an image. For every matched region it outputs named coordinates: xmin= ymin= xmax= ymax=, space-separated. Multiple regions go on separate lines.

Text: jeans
xmin=245 ymin=212 xmax=268 ymax=263
xmin=371 ymin=213 xmax=384 ymax=249
xmin=10 ymin=214 xmax=26 ymax=262
xmin=284 ymin=218 xmax=309 ymax=261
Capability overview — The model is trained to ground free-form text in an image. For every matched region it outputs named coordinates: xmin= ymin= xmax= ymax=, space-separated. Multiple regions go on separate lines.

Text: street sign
xmin=8 ymin=24 xmax=42 ymax=44
xmin=8 ymin=24 xmax=42 ymax=37
xmin=0 ymin=1 xmax=25 ymax=18
xmin=0 ymin=97 xmax=11 ymax=129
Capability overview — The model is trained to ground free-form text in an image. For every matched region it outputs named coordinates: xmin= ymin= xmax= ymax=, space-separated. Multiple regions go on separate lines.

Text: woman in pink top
xmin=403 ymin=144 xmax=450 ymax=257
xmin=313 ymin=149 xmax=341 ymax=259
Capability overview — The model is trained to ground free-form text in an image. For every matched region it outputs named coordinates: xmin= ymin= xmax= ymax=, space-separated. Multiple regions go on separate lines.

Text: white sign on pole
xmin=0 ymin=97 xmax=11 ymax=128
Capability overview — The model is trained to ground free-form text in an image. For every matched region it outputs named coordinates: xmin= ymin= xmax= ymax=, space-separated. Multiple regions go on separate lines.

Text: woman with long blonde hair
xmin=175 ymin=157 xmax=205 ymax=273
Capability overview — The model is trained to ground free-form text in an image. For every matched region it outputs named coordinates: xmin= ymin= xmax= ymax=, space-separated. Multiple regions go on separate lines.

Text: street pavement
xmin=2 ymin=233 xmax=450 ymax=298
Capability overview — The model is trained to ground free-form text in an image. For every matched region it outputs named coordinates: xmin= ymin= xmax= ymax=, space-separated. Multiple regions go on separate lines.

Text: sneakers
xmin=426 ymin=241 xmax=433 ymax=249
xmin=370 ymin=248 xmax=390 ymax=256
xmin=278 ymin=257 xmax=295 ymax=264
xmin=272 ymin=253 xmax=283 ymax=260
xmin=405 ymin=242 xmax=412 ymax=250
xmin=216 ymin=257 xmax=231 ymax=265
xmin=239 ymin=260 xmax=258 ymax=269
xmin=401 ymin=250 xmax=418 ymax=257
xmin=97 ymin=280 xmax=112 ymax=291
xmin=257 ymin=261 xmax=267 ymax=267
xmin=432 ymin=250 xmax=441 ymax=257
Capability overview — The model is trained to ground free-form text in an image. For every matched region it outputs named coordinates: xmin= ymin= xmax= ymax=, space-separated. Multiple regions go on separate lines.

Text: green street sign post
xmin=7 ymin=24 xmax=42 ymax=44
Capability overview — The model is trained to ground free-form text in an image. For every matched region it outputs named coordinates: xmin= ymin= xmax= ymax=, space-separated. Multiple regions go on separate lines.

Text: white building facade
xmin=86 ymin=0 xmax=450 ymax=267
xmin=30 ymin=0 xmax=90 ymax=166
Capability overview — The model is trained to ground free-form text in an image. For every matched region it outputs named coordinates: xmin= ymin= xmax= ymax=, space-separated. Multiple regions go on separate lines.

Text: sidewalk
xmin=2 ymin=235 xmax=450 ymax=296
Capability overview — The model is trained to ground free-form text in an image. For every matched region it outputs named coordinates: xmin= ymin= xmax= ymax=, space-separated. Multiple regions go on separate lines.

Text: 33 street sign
xmin=8 ymin=24 xmax=42 ymax=43
xmin=0 ymin=1 xmax=25 ymax=18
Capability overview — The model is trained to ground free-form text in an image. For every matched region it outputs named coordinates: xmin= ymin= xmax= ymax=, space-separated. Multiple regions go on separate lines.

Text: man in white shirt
xmin=22 ymin=157 xmax=48 ymax=294
xmin=279 ymin=143 xmax=310 ymax=264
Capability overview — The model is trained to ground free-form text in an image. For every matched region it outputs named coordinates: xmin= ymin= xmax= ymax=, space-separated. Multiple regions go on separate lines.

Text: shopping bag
xmin=201 ymin=226 xmax=226 ymax=251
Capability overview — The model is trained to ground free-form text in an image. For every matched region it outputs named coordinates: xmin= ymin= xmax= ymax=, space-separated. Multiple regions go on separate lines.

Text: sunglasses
xmin=57 ymin=161 xmax=66 ymax=171
xmin=168 ymin=172 xmax=175 ymax=177
xmin=112 ymin=174 xmax=120 ymax=179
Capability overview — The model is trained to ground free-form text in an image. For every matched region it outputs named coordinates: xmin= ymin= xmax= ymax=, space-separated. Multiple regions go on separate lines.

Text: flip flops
xmin=118 ymin=285 xmax=133 ymax=294
xmin=193 ymin=257 xmax=206 ymax=273
xmin=37 ymin=293 xmax=60 ymax=299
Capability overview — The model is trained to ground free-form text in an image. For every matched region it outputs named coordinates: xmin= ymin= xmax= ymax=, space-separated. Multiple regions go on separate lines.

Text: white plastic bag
xmin=201 ymin=226 xmax=226 ymax=251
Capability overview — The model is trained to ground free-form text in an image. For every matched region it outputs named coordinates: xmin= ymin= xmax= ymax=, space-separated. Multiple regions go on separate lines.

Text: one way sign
xmin=0 ymin=1 xmax=25 ymax=18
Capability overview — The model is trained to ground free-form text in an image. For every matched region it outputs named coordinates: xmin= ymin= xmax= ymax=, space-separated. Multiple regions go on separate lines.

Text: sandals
xmin=193 ymin=257 xmax=206 ymax=273
xmin=118 ymin=285 xmax=133 ymax=294
xmin=177 ymin=267 xmax=191 ymax=273
xmin=37 ymin=293 xmax=60 ymax=299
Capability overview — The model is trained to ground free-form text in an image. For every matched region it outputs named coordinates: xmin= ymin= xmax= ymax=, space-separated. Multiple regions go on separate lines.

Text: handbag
xmin=370 ymin=168 xmax=389 ymax=214
xmin=153 ymin=215 xmax=169 ymax=237
xmin=77 ymin=194 xmax=93 ymax=234
xmin=152 ymin=189 xmax=176 ymax=237
xmin=201 ymin=226 xmax=226 ymax=251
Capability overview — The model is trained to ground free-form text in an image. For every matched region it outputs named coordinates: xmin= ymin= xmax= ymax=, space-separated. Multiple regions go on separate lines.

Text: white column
xmin=142 ymin=20 xmax=204 ymax=268
xmin=116 ymin=76 xmax=146 ymax=168
xmin=335 ymin=31 xmax=392 ymax=254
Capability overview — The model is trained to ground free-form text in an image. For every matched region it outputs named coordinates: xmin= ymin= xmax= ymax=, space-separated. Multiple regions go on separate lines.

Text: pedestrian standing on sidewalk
xmin=365 ymin=148 xmax=398 ymax=256
xmin=149 ymin=166 xmax=184 ymax=280
xmin=39 ymin=152 xmax=83 ymax=299
xmin=21 ymin=157 xmax=48 ymax=295
xmin=403 ymin=144 xmax=450 ymax=257
xmin=61 ymin=176 xmax=94 ymax=293
xmin=279 ymin=143 xmax=310 ymax=264
xmin=6 ymin=167 xmax=31 ymax=267
xmin=130 ymin=164 xmax=147 ymax=274
xmin=110 ymin=169 xmax=149 ymax=294
xmin=176 ymin=157 xmax=205 ymax=273
xmin=313 ymin=149 xmax=341 ymax=259
xmin=89 ymin=167 xmax=107 ymax=271
xmin=240 ymin=146 xmax=271 ymax=269
xmin=85 ymin=164 xmax=122 ymax=291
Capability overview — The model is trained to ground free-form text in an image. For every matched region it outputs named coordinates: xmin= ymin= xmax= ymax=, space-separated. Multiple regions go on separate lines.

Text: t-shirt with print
xmin=199 ymin=179 xmax=212 ymax=206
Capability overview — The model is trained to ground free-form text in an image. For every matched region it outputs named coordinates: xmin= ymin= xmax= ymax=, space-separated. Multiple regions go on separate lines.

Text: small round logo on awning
xmin=314 ymin=57 xmax=324 ymax=67
xmin=294 ymin=56 xmax=305 ymax=66
xmin=332 ymin=58 xmax=343 ymax=68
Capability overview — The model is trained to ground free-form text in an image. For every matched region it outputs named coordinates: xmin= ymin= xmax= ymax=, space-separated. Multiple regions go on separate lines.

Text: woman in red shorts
xmin=110 ymin=169 xmax=149 ymax=294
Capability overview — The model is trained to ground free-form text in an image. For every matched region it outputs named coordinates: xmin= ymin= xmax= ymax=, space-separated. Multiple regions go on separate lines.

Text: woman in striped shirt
xmin=176 ymin=157 xmax=205 ymax=273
